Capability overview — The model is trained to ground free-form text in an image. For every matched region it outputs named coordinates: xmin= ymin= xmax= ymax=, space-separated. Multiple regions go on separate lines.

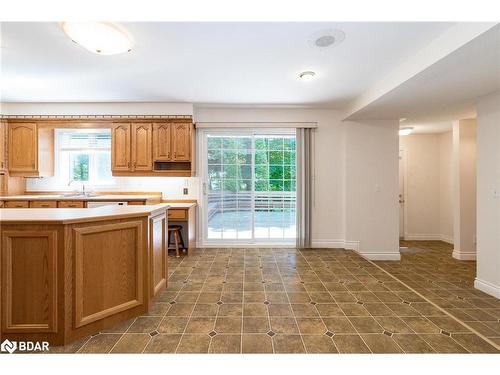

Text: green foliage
xmin=72 ymin=154 xmax=89 ymax=181
xmin=209 ymin=135 xmax=297 ymax=193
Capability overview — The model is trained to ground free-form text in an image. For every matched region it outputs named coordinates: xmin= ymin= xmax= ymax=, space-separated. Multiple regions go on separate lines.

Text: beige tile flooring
xmin=378 ymin=241 xmax=500 ymax=346
xmin=51 ymin=243 xmax=499 ymax=354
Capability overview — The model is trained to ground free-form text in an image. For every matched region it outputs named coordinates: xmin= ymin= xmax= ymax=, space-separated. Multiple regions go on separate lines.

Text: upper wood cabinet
xmin=131 ymin=123 xmax=152 ymax=171
xmin=0 ymin=121 xmax=6 ymax=171
xmin=111 ymin=123 xmax=131 ymax=171
xmin=112 ymin=120 xmax=193 ymax=176
xmin=8 ymin=122 xmax=38 ymax=174
xmin=152 ymin=123 xmax=172 ymax=161
xmin=171 ymin=123 xmax=191 ymax=161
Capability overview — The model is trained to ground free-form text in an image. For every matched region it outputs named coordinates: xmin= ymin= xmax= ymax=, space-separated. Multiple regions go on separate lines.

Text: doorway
xmin=200 ymin=129 xmax=297 ymax=246
xmin=399 ymin=149 xmax=406 ymax=240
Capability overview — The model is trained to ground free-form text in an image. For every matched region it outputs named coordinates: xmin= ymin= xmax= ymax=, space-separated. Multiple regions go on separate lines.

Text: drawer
xmin=30 ymin=200 xmax=58 ymax=208
xmin=168 ymin=208 xmax=187 ymax=220
xmin=5 ymin=200 xmax=30 ymax=208
xmin=58 ymin=201 xmax=85 ymax=208
xmin=128 ymin=201 xmax=145 ymax=205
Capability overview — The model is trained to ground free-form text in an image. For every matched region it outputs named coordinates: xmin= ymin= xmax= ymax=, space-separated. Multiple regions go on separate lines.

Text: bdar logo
xmin=1 ymin=339 xmax=17 ymax=354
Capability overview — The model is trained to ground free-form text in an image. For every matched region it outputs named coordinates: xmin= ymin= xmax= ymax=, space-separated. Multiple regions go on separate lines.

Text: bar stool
xmin=168 ymin=225 xmax=187 ymax=258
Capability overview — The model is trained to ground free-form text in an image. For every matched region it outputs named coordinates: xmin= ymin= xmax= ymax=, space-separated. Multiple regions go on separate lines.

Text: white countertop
xmin=0 ymin=203 xmax=170 ymax=224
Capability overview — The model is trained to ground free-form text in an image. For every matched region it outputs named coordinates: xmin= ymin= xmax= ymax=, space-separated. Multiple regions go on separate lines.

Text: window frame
xmin=54 ymin=128 xmax=113 ymax=186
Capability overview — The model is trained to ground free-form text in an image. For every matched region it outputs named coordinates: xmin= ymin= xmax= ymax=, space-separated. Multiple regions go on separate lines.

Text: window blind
xmin=57 ymin=129 xmax=111 ymax=149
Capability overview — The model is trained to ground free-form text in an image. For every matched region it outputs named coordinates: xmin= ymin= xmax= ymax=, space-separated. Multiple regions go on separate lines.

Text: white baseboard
xmin=358 ymin=251 xmax=401 ymax=261
xmin=310 ymin=239 xmax=347 ymax=249
xmin=452 ymin=249 xmax=476 ymax=261
xmin=474 ymin=278 xmax=500 ymax=298
xmin=404 ymin=233 xmax=454 ymax=244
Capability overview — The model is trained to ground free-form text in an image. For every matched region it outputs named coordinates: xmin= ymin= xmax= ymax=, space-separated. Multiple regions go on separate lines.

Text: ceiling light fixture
xmin=399 ymin=127 xmax=414 ymax=136
xmin=299 ymin=71 xmax=316 ymax=81
xmin=61 ymin=22 xmax=133 ymax=55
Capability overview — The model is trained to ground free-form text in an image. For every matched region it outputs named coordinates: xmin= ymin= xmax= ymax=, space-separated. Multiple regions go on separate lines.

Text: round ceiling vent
xmin=308 ymin=29 xmax=346 ymax=49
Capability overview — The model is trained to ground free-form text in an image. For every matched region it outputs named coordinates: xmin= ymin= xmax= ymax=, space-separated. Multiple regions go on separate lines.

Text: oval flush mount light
xmin=61 ymin=22 xmax=133 ymax=55
xmin=299 ymin=71 xmax=316 ymax=81
xmin=308 ymin=29 xmax=346 ymax=49
xmin=399 ymin=127 xmax=414 ymax=136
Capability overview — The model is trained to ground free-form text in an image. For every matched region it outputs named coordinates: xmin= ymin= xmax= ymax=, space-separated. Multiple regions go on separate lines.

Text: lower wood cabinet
xmin=150 ymin=212 xmax=168 ymax=297
xmin=30 ymin=200 xmax=58 ymax=208
xmin=0 ymin=207 xmax=168 ymax=345
xmin=4 ymin=201 xmax=29 ymax=208
xmin=57 ymin=201 xmax=85 ymax=208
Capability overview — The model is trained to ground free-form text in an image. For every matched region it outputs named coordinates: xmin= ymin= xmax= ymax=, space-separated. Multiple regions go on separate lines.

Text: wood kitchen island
xmin=0 ymin=204 xmax=169 ymax=346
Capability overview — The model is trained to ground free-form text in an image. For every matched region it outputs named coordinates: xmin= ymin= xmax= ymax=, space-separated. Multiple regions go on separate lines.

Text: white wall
xmin=27 ymin=176 xmax=200 ymax=200
xmin=399 ymin=132 xmax=454 ymax=242
xmin=475 ymin=91 xmax=500 ymax=298
xmin=194 ymin=107 xmax=400 ymax=260
xmin=344 ymin=120 xmax=400 ymax=260
xmin=400 ymin=134 xmax=441 ymax=239
xmin=439 ymin=131 xmax=453 ymax=242
xmin=452 ymin=119 xmax=477 ymax=260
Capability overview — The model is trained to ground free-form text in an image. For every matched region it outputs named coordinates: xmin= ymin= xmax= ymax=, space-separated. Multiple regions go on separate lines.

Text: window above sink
xmin=56 ymin=129 xmax=113 ymax=186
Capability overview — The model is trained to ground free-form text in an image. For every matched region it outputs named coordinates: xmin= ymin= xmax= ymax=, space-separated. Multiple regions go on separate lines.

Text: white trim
xmin=358 ymin=251 xmax=401 ymax=261
xmin=310 ymin=239 xmax=348 ymax=249
xmin=474 ymin=278 xmax=500 ymax=298
xmin=452 ymin=249 xmax=476 ymax=260
xmin=404 ymin=233 xmax=454 ymax=244
xmin=196 ymin=122 xmax=317 ymax=129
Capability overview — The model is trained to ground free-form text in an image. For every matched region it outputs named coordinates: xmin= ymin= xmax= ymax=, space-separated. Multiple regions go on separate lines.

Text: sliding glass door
xmin=201 ymin=129 xmax=296 ymax=246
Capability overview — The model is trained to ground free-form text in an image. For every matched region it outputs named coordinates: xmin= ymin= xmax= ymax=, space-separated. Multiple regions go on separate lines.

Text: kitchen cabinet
xmin=4 ymin=201 xmax=30 ymax=208
xmin=57 ymin=201 xmax=86 ymax=208
xmin=152 ymin=123 xmax=172 ymax=161
xmin=0 ymin=121 xmax=6 ymax=171
xmin=7 ymin=122 xmax=53 ymax=177
xmin=112 ymin=120 xmax=193 ymax=176
xmin=30 ymin=201 xmax=58 ymax=208
xmin=150 ymin=211 xmax=168 ymax=297
xmin=171 ymin=122 xmax=191 ymax=161
xmin=111 ymin=123 xmax=131 ymax=171
xmin=131 ymin=123 xmax=152 ymax=171
xmin=8 ymin=122 xmax=37 ymax=174
xmin=0 ymin=172 xmax=7 ymax=195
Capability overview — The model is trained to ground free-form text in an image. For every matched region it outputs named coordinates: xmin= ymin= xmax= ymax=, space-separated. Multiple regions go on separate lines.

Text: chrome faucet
xmin=68 ymin=180 xmax=86 ymax=195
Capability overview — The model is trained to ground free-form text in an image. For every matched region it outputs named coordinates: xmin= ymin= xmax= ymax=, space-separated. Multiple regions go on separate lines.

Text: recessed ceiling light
xmin=399 ymin=127 xmax=414 ymax=136
xmin=61 ymin=22 xmax=133 ymax=55
xmin=400 ymin=118 xmax=407 ymax=122
xmin=299 ymin=71 xmax=316 ymax=81
xmin=308 ymin=29 xmax=346 ymax=49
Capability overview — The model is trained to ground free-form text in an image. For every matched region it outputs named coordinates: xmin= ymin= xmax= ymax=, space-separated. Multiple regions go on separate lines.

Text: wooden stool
xmin=168 ymin=225 xmax=187 ymax=258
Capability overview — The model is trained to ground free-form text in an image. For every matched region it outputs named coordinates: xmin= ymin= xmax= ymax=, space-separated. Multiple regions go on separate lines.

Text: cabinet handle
xmin=127 ymin=161 xmax=130 ymax=168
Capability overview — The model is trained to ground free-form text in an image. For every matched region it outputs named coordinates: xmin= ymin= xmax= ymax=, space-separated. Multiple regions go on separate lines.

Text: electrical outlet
xmin=183 ymin=188 xmax=188 ymax=195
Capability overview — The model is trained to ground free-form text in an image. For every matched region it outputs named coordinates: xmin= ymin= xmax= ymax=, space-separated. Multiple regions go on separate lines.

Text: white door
xmin=399 ymin=149 xmax=405 ymax=239
xmin=200 ymin=129 xmax=297 ymax=246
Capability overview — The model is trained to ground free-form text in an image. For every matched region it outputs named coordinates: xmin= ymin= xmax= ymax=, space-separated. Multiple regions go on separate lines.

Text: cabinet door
xmin=111 ymin=123 xmax=131 ymax=171
xmin=131 ymin=123 xmax=153 ymax=171
xmin=0 ymin=172 xmax=7 ymax=195
xmin=0 ymin=121 xmax=6 ymax=171
xmin=8 ymin=123 xmax=38 ymax=173
xmin=152 ymin=123 xmax=172 ymax=161
xmin=171 ymin=123 xmax=191 ymax=161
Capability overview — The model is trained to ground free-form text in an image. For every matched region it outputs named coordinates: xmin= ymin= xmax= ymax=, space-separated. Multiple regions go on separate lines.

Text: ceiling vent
xmin=308 ymin=29 xmax=346 ymax=49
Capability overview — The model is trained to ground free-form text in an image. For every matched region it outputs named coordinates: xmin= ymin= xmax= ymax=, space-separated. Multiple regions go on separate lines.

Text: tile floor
xmin=51 ymin=243 xmax=499 ymax=354
xmin=378 ymin=240 xmax=500 ymax=346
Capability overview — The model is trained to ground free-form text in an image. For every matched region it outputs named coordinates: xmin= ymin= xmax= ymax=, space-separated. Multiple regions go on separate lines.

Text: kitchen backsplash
xmin=26 ymin=176 xmax=200 ymax=200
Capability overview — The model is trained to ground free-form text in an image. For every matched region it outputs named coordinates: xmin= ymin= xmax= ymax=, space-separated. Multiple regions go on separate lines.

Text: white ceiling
xmin=348 ymin=24 xmax=500 ymax=122
xmin=1 ymin=22 xmax=454 ymax=105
